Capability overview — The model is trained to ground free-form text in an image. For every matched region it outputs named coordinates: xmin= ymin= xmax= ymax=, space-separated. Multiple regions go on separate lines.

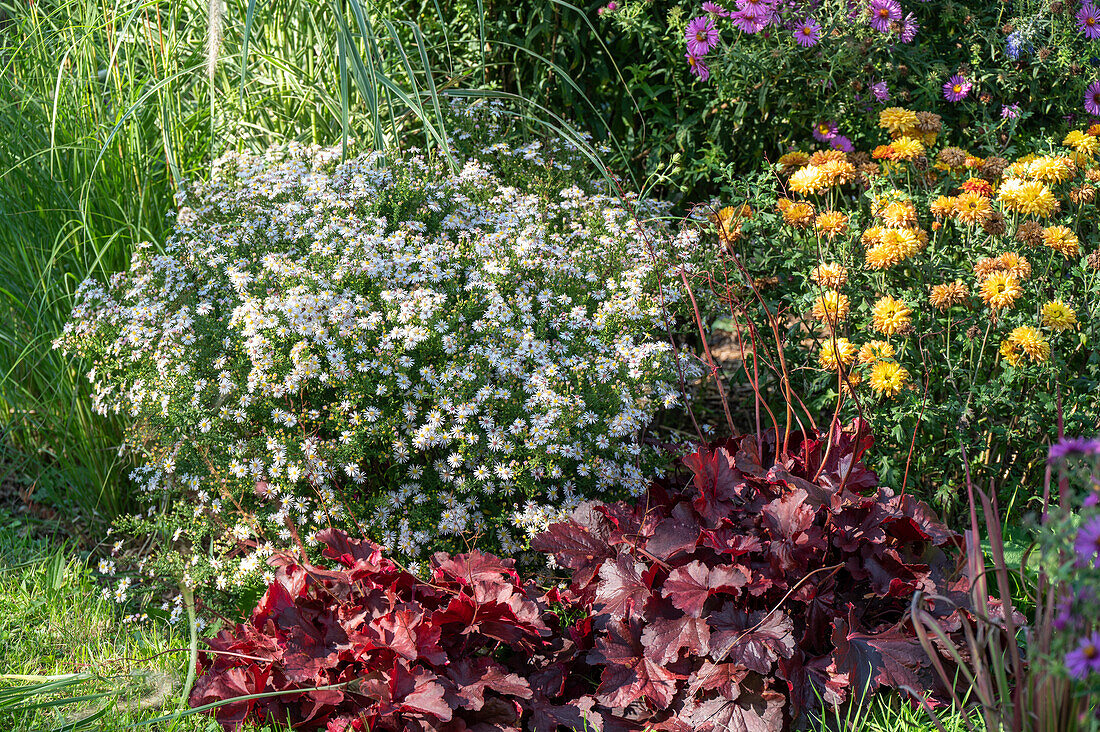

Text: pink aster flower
xmin=686 ymin=51 xmax=711 ymax=82
xmin=868 ymin=0 xmax=902 ymax=33
xmin=702 ymin=1 xmax=732 ymax=17
xmin=686 ymin=16 xmax=720 ymax=56
xmin=1075 ymin=516 xmax=1100 ymax=569
xmin=1065 ymin=631 xmax=1100 ymax=679
xmin=812 ymin=120 xmax=838 ymax=142
xmin=943 ymin=74 xmax=972 ymax=102
xmin=900 ymin=12 xmax=919 ymax=42
xmin=1079 ymin=2 xmax=1100 ymax=40
xmin=1001 ymin=103 xmax=1021 ymax=119
xmin=736 ymin=0 xmax=776 ymax=20
xmin=731 ymin=8 xmax=770 ymax=32
xmin=1086 ymin=81 xmax=1100 ymax=116
xmin=794 ymin=18 xmax=821 ymax=46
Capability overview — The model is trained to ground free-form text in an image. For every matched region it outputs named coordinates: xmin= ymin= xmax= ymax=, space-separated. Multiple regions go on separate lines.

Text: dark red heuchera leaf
xmin=534 ymin=419 xmax=977 ymax=730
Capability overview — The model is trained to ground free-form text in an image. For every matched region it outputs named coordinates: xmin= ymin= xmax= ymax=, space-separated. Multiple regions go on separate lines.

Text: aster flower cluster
xmin=1042 ymin=437 xmax=1100 ymax=688
xmin=712 ymin=107 xmax=1100 ymax=502
xmin=682 ymin=0 xmax=920 ymax=81
xmin=57 ymin=108 xmax=707 ymax=590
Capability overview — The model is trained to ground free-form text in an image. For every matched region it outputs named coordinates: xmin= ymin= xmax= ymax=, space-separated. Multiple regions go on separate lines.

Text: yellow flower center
xmin=953 ymin=84 xmax=962 ymax=94
xmin=696 ymin=30 xmax=708 ymax=41
xmin=1086 ymin=644 xmax=1099 ymax=660
xmin=878 ymin=8 xmax=889 ymax=17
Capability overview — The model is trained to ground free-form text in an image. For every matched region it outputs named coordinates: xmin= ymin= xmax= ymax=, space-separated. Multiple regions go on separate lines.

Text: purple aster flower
xmin=685 ymin=51 xmax=711 ymax=82
xmin=1079 ymin=2 xmax=1100 ymax=40
xmin=1049 ymin=436 xmax=1100 ymax=461
xmin=702 ymin=1 xmax=732 ymax=17
xmin=812 ymin=120 xmax=838 ymax=142
xmin=830 ymin=135 xmax=854 ymax=152
xmin=794 ymin=18 xmax=821 ymax=47
xmin=1085 ymin=491 xmax=1100 ymax=509
xmin=731 ymin=8 xmax=770 ymax=32
xmin=686 ymin=16 xmax=720 ymax=56
xmin=871 ymin=80 xmax=890 ymax=102
xmin=1065 ymin=631 xmax=1100 ymax=679
xmin=900 ymin=12 xmax=919 ymax=42
xmin=736 ymin=0 xmax=776 ymax=21
xmin=943 ymin=74 xmax=972 ymax=102
xmin=867 ymin=0 xmax=902 ymax=33
xmin=1001 ymin=103 xmax=1021 ymax=119
xmin=1086 ymin=82 xmax=1100 ymax=116
xmin=1075 ymin=516 xmax=1100 ymax=569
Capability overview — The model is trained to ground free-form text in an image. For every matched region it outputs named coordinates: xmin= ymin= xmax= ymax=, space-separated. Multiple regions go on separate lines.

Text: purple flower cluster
xmin=810 ymin=120 xmax=853 ymax=151
xmin=685 ymin=0 xmax=919 ymax=80
xmin=1049 ymin=436 xmax=1100 ymax=462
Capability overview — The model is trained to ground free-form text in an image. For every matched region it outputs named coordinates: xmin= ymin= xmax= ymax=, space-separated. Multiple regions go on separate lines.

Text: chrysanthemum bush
xmin=697 ymin=107 xmax=1100 ymax=509
xmin=57 ymin=125 xmax=710 ymax=600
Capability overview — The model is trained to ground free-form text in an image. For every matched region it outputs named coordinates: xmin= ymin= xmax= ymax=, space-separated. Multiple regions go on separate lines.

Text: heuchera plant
xmin=531 ymin=418 xmax=972 ymax=728
xmin=189 ymin=528 xmax=573 ymax=731
xmin=193 ymin=419 xmax=983 ymax=730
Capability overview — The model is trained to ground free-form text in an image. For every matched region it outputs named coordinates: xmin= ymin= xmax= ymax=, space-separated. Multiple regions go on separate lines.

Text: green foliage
xmin=0 ymin=513 xmax=266 ymax=731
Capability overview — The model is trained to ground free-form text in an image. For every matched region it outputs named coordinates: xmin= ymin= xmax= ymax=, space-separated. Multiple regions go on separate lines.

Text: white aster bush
xmin=58 ymin=124 xmax=707 ymax=596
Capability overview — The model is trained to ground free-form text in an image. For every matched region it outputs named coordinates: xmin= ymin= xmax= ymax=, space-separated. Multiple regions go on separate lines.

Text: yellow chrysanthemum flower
xmin=1041 ymin=225 xmax=1081 ymax=257
xmin=811 ymin=290 xmax=850 ymax=325
xmin=815 ymin=211 xmax=849 ymax=237
xmin=819 ymin=160 xmax=857 ymax=187
xmin=1064 ymin=130 xmax=1100 ymax=156
xmin=891 ymin=137 xmax=925 ymax=161
xmin=978 ymin=272 xmax=1023 ymax=310
xmin=999 ymin=339 xmax=1023 ymax=367
xmin=789 ymin=165 xmax=829 ymax=195
xmin=1041 ymin=300 xmax=1078 ymax=331
xmin=997 ymin=252 xmax=1031 ymax=281
xmin=997 ymin=179 xmax=1060 ymax=217
xmin=879 ymin=200 xmax=918 ymax=228
xmin=778 ymin=151 xmax=812 ymax=171
xmin=954 ymin=192 xmax=993 ymax=225
xmin=1027 ymin=156 xmax=1075 ymax=185
xmin=818 ymin=338 xmax=859 ymax=370
xmin=879 ymin=107 xmax=919 ymax=136
xmin=810 ymin=263 xmax=848 ymax=289
xmin=871 ymin=296 xmax=912 ymax=336
xmin=929 ymin=281 xmax=968 ymax=310
xmin=781 ymin=200 xmax=815 ymax=228
xmin=858 ymin=340 xmax=896 ymax=365
xmin=1007 ymin=326 xmax=1051 ymax=362
xmin=861 ymin=226 xmax=886 ymax=248
xmin=930 ymin=195 xmax=958 ymax=218
xmin=868 ymin=360 xmax=909 ymax=397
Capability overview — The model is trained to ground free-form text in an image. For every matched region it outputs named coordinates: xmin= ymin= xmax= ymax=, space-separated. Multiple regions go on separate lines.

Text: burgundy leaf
xmin=687 ymin=660 xmax=748 ymax=699
xmin=589 ymin=619 xmax=683 ymax=710
xmin=661 ymin=561 xmax=714 ymax=617
xmin=595 ymin=555 xmax=653 ymax=619
xmin=680 ymin=682 xmax=784 ymax=732
xmin=641 ymin=614 xmax=711 ymax=664
xmin=708 ymin=607 xmax=796 ymax=674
